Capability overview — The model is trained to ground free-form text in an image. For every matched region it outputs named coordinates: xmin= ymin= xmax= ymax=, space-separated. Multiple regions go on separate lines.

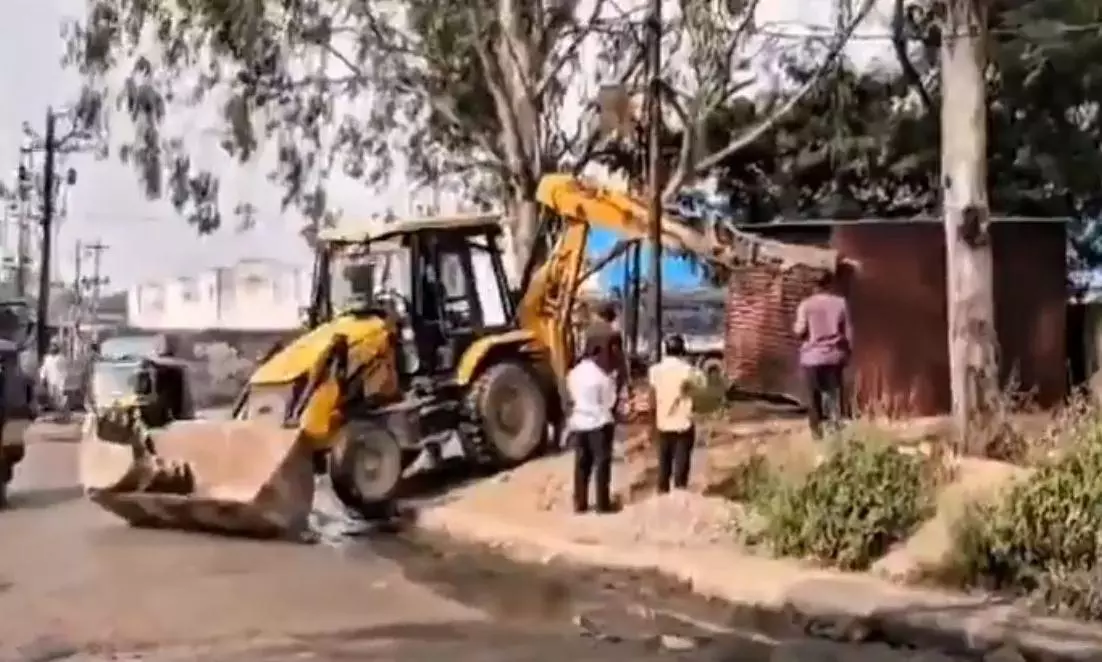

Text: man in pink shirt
xmin=793 ymin=271 xmax=852 ymax=438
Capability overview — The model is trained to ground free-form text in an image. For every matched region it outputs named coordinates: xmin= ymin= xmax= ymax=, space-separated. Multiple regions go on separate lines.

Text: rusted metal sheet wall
xmin=724 ymin=221 xmax=1067 ymax=415
xmin=991 ymin=222 xmax=1067 ymax=407
xmin=832 ymin=224 xmax=949 ymax=415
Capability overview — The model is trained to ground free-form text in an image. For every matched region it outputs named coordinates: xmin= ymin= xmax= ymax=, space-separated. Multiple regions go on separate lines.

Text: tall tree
xmin=62 ymin=0 xmax=877 ymax=281
xmin=688 ymin=0 xmax=1102 ymax=232
xmin=62 ymin=0 xmax=641 ymax=278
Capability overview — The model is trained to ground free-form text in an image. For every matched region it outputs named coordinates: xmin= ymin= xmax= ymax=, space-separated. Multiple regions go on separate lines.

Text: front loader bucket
xmin=80 ymin=419 xmax=315 ymax=539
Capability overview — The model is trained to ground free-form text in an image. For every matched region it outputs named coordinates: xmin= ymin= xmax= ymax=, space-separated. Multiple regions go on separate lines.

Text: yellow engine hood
xmin=249 ymin=315 xmax=391 ymax=385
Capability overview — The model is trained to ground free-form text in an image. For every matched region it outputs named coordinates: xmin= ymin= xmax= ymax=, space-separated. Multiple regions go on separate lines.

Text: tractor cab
xmin=318 ymin=214 xmax=517 ymax=382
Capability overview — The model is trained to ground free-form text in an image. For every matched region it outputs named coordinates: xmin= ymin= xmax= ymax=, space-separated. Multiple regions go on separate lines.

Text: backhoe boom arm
xmin=520 ymin=173 xmax=839 ymax=387
xmin=534 ymin=174 xmax=838 ymax=273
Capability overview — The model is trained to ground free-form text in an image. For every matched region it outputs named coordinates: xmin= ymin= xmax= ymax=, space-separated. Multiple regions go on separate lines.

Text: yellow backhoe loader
xmin=79 ymin=174 xmax=837 ymax=538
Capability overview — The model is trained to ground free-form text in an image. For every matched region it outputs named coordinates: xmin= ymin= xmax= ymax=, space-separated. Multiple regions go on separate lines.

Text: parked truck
xmin=587 ymin=287 xmax=727 ymax=381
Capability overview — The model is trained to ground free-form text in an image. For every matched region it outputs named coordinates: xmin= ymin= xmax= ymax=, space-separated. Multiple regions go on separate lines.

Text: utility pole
xmin=72 ymin=239 xmax=83 ymax=316
xmin=17 ymin=106 xmax=92 ymax=360
xmin=36 ymin=108 xmax=57 ymax=362
xmin=82 ymin=240 xmax=109 ymax=320
xmin=644 ymin=0 xmax=662 ymax=362
xmin=14 ymin=148 xmax=33 ymax=300
xmin=941 ymin=0 xmax=997 ymax=451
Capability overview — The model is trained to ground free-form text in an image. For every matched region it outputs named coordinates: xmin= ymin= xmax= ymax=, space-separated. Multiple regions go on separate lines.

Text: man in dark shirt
xmin=585 ymin=302 xmax=627 ymax=390
xmin=793 ymin=271 xmax=852 ymax=438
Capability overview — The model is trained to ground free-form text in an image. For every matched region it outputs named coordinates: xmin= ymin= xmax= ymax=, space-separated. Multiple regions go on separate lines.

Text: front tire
xmin=329 ymin=421 xmax=403 ymax=520
xmin=472 ymin=361 xmax=548 ymax=465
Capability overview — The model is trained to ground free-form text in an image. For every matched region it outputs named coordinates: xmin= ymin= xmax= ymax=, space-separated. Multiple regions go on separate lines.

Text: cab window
xmin=468 ymin=243 xmax=507 ymax=327
xmin=438 ymin=250 xmax=473 ymax=329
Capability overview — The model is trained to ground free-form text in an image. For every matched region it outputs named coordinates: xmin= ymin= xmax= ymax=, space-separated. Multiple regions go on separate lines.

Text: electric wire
xmin=758 ymin=19 xmax=1102 ymax=41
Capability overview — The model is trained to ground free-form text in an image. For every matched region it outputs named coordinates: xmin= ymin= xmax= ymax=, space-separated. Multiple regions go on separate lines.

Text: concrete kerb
xmin=414 ymin=503 xmax=1102 ymax=662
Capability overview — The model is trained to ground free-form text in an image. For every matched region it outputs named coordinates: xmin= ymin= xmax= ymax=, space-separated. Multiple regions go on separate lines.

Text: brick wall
xmin=723 ymin=221 xmax=1067 ymax=416
xmin=724 ymin=264 xmax=826 ymax=401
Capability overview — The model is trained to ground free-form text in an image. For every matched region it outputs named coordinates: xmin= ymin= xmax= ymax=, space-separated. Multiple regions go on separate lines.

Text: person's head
xmin=663 ymin=333 xmax=687 ymax=358
xmin=581 ymin=335 xmax=610 ymax=370
xmin=48 ymin=342 xmax=59 ymax=355
xmin=596 ymin=302 xmax=618 ymax=323
xmin=814 ymin=271 xmax=835 ymax=292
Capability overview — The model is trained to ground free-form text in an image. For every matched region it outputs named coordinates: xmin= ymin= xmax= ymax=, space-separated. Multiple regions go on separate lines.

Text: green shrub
xmin=705 ymin=454 xmax=775 ymax=503
xmin=943 ymin=410 xmax=1102 ymax=618
xmin=691 ymin=373 xmax=729 ymax=416
xmin=755 ymin=427 xmax=933 ymax=571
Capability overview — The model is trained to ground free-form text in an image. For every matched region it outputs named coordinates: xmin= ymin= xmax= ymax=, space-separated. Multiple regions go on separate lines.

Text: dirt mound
xmin=572 ymin=491 xmax=743 ymax=547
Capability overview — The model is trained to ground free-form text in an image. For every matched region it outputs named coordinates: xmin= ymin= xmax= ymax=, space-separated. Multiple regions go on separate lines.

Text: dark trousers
xmin=657 ymin=427 xmax=695 ymax=493
xmin=804 ymin=364 xmax=848 ymax=438
xmin=572 ymin=423 xmax=614 ymax=512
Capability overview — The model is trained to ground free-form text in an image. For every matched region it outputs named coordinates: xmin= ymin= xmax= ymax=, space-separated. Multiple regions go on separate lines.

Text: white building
xmin=127 ymin=258 xmax=312 ymax=332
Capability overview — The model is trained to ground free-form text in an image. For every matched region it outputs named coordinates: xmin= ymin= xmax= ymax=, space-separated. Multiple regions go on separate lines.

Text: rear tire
xmin=472 ymin=362 xmax=548 ymax=465
xmin=699 ymin=356 xmax=725 ymax=383
xmin=329 ymin=421 xmax=403 ymax=520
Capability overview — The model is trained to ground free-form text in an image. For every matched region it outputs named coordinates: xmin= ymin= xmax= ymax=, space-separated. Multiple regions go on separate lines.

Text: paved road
xmin=0 ymin=423 xmax=956 ymax=662
xmin=0 ymin=425 xmax=757 ymax=662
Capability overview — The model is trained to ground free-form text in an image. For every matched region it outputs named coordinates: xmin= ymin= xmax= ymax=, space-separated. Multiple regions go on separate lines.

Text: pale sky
xmin=0 ymin=0 xmax=892 ymax=291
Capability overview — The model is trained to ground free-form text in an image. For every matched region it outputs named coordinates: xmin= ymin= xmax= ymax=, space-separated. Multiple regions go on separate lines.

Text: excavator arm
xmin=518 ymin=173 xmax=839 ymax=385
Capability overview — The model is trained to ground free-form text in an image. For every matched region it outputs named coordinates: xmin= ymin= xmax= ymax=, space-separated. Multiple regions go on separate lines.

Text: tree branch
xmin=891 ymin=0 xmax=935 ymax=114
xmin=662 ymin=0 xmax=878 ymax=198
xmin=468 ymin=5 xmax=532 ymax=188
xmin=533 ymin=0 xmax=608 ymax=100
xmin=567 ymin=46 xmax=647 ymax=174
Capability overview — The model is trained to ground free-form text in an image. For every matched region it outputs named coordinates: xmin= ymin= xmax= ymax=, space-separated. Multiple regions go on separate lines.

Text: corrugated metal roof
xmin=319 ymin=213 xmax=502 ymax=244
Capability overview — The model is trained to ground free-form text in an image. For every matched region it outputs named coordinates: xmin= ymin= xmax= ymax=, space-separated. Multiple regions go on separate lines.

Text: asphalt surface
xmin=0 ymin=421 xmax=956 ymax=662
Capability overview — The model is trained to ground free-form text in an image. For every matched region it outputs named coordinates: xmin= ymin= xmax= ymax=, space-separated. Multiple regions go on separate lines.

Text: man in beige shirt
xmin=647 ymin=334 xmax=705 ymax=493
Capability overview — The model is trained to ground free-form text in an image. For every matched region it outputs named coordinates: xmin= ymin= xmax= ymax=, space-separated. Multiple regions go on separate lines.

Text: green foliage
xmin=755 ymin=429 xmax=933 ymax=571
xmin=705 ymin=454 xmax=775 ymax=503
xmin=59 ymin=0 xmax=636 ymax=234
xmin=691 ymin=0 xmax=1102 ymax=236
xmin=944 ymin=406 xmax=1102 ymax=618
xmin=688 ymin=371 xmax=729 ymax=416
xmin=62 ymin=0 xmax=876 ymax=248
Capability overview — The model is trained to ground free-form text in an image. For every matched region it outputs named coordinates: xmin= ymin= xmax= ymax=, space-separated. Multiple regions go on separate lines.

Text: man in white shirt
xmin=647 ymin=334 xmax=705 ymax=493
xmin=39 ymin=342 xmax=69 ymax=419
xmin=567 ymin=336 xmax=618 ymax=514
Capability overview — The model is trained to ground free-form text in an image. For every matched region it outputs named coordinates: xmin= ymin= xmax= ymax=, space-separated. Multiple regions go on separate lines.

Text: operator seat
xmin=415 ymin=278 xmax=451 ymax=374
xmin=136 ymin=359 xmax=191 ymax=427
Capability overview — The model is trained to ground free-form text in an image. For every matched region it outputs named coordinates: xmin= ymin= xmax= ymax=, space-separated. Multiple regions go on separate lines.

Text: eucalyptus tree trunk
xmin=941 ymin=0 xmax=999 ymax=452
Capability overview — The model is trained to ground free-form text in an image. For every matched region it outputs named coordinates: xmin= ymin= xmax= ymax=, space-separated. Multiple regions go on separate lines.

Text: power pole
xmin=72 ymin=240 xmax=83 ymax=329
xmin=644 ymin=0 xmax=663 ymax=362
xmin=14 ymin=148 xmax=33 ymax=300
xmin=941 ymin=0 xmax=997 ymax=450
xmin=15 ymin=209 xmax=30 ymax=299
xmin=72 ymin=240 xmax=82 ymax=301
xmin=82 ymin=240 xmax=109 ymax=321
xmin=36 ymin=108 xmax=57 ymax=362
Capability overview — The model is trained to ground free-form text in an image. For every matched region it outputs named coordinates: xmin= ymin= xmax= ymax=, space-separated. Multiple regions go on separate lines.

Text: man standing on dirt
xmin=793 ymin=271 xmax=852 ymax=439
xmin=647 ymin=334 xmax=705 ymax=493
xmin=567 ymin=337 xmax=618 ymax=514
xmin=586 ymin=302 xmax=627 ymax=391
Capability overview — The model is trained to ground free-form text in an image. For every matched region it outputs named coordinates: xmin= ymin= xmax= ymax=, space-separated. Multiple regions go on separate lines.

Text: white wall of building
xmin=127 ymin=259 xmax=311 ymax=331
